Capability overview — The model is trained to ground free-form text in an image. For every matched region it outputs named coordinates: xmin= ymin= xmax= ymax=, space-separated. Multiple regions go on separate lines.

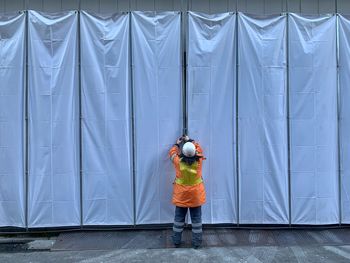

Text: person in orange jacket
xmin=169 ymin=135 xmax=206 ymax=249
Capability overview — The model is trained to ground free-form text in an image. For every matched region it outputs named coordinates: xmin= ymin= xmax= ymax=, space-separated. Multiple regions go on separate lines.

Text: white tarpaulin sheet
xmin=0 ymin=13 xmax=25 ymax=227
xmin=80 ymin=12 xmax=133 ymax=225
xmin=238 ymin=14 xmax=288 ymax=224
xmin=28 ymin=11 xmax=80 ymax=227
xmin=339 ymin=15 xmax=350 ymax=224
xmin=1 ymin=10 xmax=348 ymax=228
xmin=289 ymin=14 xmax=338 ymax=224
xmin=132 ymin=12 xmax=182 ymax=224
xmin=188 ymin=12 xmax=237 ymax=224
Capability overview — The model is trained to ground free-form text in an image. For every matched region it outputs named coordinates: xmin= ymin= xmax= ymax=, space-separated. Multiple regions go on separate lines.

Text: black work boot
xmin=172 ymin=231 xmax=182 ymax=247
xmin=192 ymin=233 xmax=202 ymax=249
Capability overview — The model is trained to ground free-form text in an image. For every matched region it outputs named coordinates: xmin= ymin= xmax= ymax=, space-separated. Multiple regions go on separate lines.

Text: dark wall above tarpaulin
xmin=1 ymin=0 xmax=350 ymax=14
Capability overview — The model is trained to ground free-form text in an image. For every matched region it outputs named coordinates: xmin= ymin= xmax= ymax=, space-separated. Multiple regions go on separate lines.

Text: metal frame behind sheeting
xmin=77 ymin=9 xmax=83 ymax=229
xmin=129 ymin=11 xmax=137 ymax=227
xmin=235 ymin=11 xmax=240 ymax=227
xmin=286 ymin=12 xmax=292 ymax=227
xmin=24 ymin=10 xmax=29 ymax=232
xmin=336 ymin=13 xmax=342 ymax=226
xmin=181 ymin=11 xmax=187 ymax=136
xmin=0 ymin=10 xmax=348 ymax=232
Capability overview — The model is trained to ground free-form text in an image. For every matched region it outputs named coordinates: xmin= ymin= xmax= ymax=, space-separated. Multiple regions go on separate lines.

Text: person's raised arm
xmin=169 ymin=136 xmax=182 ymax=163
xmin=194 ymin=142 xmax=206 ymax=160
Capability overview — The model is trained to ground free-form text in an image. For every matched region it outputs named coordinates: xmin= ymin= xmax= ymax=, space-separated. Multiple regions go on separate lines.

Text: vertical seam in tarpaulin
xmin=130 ymin=12 xmax=137 ymax=227
xmin=181 ymin=11 xmax=187 ymax=136
xmin=334 ymin=14 xmax=339 ymax=225
xmin=336 ymin=13 xmax=342 ymax=225
xmin=49 ymin=25 xmax=54 ymax=226
xmin=155 ymin=13 xmax=160 ymax=223
xmin=289 ymin=14 xmax=294 ymax=224
xmin=123 ymin=11 xmax=133 ymax=225
xmin=103 ymin=25 xmax=107 ymax=223
xmin=286 ymin=12 xmax=291 ymax=227
xmin=73 ymin=13 xmax=79 ymax=225
xmin=284 ymin=14 xmax=289 ymax=224
xmin=78 ymin=10 xmax=83 ymax=228
xmin=25 ymin=10 xmax=29 ymax=230
xmin=233 ymin=12 xmax=237 ymax=225
xmin=185 ymin=11 xmax=190 ymax=225
xmin=261 ymin=32 xmax=265 ymax=223
xmin=236 ymin=12 xmax=240 ymax=226
xmin=338 ymin=14 xmax=350 ymax=224
xmin=311 ymin=21 xmax=317 ymax=224
xmin=209 ymin=19 xmax=213 ymax=223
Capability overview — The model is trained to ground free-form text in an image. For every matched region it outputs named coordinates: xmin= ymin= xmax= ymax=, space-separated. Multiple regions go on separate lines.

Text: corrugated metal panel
xmin=319 ymin=0 xmax=335 ymax=13
xmin=27 ymin=0 xmax=42 ymax=11
xmin=209 ymin=0 xmax=229 ymax=13
xmin=227 ymin=0 xmax=235 ymax=11
xmin=4 ymin=0 xmax=24 ymax=11
xmin=287 ymin=0 xmax=301 ymax=12
xmin=155 ymin=0 xmax=174 ymax=11
xmin=43 ymin=0 xmax=61 ymax=12
xmin=80 ymin=0 xmax=99 ymax=12
xmin=300 ymin=0 xmax=319 ymax=13
xmin=173 ymin=0 xmax=184 ymax=11
xmin=191 ymin=0 xmax=210 ymax=12
xmin=117 ymin=0 xmax=130 ymax=11
xmin=61 ymin=0 xmax=79 ymax=10
xmin=99 ymin=0 xmax=117 ymax=13
xmin=4 ymin=0 xmax=350 ymax=14
xmin=135 ymin=0 xmax=154 ymax=10
xmin=237 ymin=0 xmax=247 ymax=12
xmin=338 ymin=0 xmax=350 ymax=14
xmin=265 ymin=0 xmax=284 ymax=14
xmin=246 ymin=0 xmax=264 ymax=13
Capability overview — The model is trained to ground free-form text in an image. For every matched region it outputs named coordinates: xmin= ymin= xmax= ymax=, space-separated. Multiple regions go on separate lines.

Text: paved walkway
xmin=2 ymin=229 xmax=350 ymax=262
xmin=1 ymin=245 xmax=350 ymax=262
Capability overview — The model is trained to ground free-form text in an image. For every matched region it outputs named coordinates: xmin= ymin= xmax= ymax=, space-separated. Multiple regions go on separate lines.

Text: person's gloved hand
xmin=176 ymin=135 xmax=190 ymax=146
xmin=176 ymin=136 xmax=183 ymax=145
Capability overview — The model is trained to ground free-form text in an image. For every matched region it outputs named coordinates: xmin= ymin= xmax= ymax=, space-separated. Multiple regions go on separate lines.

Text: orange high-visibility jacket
xmin=169 ymin=142 xmax=206 ymax=208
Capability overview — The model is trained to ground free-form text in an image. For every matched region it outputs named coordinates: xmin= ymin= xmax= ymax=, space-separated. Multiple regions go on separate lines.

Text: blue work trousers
xmin=172 ymin=206 xmax=202 ymax=246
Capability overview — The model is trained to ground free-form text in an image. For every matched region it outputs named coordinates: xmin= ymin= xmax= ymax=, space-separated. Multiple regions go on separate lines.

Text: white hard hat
xmin=182 ymin=142 xmax=196 ymax=157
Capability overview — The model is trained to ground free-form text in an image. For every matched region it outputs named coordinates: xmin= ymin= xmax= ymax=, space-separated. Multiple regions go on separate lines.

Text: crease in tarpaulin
xmin=188 ymin=12 xmax=237 ymax=224
xmin=238 ymin=13 xmax=288 ymax=224
xmin=80 ymin=11 xmax=133 ymax=225
xmin=289 ymin=13 xmax=338 ymax=225
xmin=27 ymin=10 xmax=80 ymax=227
xmin=0 ymin=12 xmax=25 ymax=227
